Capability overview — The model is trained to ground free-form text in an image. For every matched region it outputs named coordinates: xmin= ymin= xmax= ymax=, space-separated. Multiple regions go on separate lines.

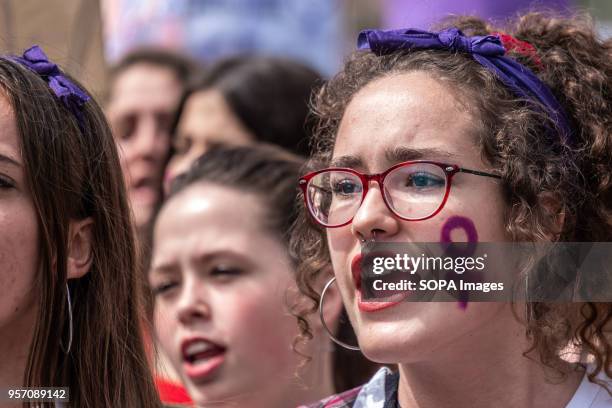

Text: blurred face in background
xmin=149 ymin=183 xmax=303 ymax=408
xmin=107 ymin=62 xmax=182 ymax=229
xmin=165 ymin=90 xmax=254 ymax=182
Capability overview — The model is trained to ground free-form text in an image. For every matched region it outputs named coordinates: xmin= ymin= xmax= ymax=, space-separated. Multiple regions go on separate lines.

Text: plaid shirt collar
xmin=300 ymin=367 xmax=399 ymax=408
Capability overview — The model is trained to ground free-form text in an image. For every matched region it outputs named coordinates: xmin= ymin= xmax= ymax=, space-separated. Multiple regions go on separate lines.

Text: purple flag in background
xmin=382 ymin=0 xmax=571 ymax=29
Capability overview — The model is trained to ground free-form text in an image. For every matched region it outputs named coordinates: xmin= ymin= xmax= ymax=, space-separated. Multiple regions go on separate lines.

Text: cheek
xmin=116 ymin=144 xmax=133 ymax=179
xmin=326 ymin=228 xmax=357 ymax=292
xmin=409 ymin=184 xmax=507 ymax=243
xmin=153 ymin=303 xmax=178 ymax=356
xmin=0 ymin=203 xmax=39 ymax=329
xmin=440 ymin=189 xmax=508 ymax=242
xmin=327 ymin=227 xmax=354 ymax=269
xmin=152 ymin=136 xmax=171 ymax=164
xmin=220 ymin=287 xmax=297 ymax=370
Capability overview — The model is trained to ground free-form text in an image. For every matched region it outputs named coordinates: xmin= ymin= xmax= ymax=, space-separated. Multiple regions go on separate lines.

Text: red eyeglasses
xmin=299 ymin=160 xmax=501 ymax=228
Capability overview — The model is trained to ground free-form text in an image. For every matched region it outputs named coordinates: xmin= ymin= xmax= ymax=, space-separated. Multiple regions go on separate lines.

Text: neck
xmin=397 ymin=305 xmax=583 ymax=408
xmin=266 ymin=336 xmax=337 ymax=408
xmin=296 ymin=335 xmax=337 ymax=403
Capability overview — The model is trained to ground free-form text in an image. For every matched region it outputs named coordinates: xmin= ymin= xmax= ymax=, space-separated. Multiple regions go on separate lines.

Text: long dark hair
xmin=171 ymin=56 xmax=322 ymax=156
xmin=0 ymin=57 xmax=161 ymax=407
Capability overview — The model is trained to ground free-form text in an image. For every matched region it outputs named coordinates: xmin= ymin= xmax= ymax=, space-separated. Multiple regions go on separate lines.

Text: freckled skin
xmin=0 ymin=93 xmax=40 ymax=387
xmin=326 ymin=71 xmax=514 ymax=364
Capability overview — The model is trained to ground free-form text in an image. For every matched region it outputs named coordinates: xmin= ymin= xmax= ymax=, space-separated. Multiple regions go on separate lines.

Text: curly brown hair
xmin=290 ymin=11 xmax=612 ymax=389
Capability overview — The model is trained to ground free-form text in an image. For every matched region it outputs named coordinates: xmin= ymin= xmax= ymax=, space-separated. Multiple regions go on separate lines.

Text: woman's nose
xmin=351 ymin=182 xmax=400 ymax=242
xmin=176 ymin=278 xmax=211 ymax=326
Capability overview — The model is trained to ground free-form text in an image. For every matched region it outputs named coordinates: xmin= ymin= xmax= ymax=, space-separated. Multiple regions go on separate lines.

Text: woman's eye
xmin=152 ymin=281 xmax=178 ymax=296
xmin=210 ymin=265 xmax=243 ymax=277
xmin=331 ymin=179 xmax=361 ymax=196
xmin=0 ymin=176 xmax=15 ymax=189
xmin=115 ymin=115 xmax=136 ymax=141
xmin=405 ymin=172 xmax=445 ymax=189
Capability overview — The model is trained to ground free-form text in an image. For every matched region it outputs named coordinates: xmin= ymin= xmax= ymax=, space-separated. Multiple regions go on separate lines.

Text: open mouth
xmin=130 ymin=177 xmax=159 ymax=204
xmin=181 ymin=338 xmax=227 ymax=382
xmin=351 ymin=252 xmax=411 ymax=312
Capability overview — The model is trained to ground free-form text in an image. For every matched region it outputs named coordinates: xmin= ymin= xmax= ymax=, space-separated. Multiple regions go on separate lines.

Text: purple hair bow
xmin=358 ymin=27 xmax=572 ymax=143
xmin=11 ymin=45 xmax=90 ymax=129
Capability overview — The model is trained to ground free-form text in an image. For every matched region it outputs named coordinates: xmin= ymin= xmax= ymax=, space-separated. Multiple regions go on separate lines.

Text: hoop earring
xmin=319 ymin=277 xmax=360 ymax=351
xmin=60 ymin=283 xmax=73 ymax=354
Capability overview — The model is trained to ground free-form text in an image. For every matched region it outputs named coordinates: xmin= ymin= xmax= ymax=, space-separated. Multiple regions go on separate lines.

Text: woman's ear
xmin=67 ymin=217 xmax=94 ymax=279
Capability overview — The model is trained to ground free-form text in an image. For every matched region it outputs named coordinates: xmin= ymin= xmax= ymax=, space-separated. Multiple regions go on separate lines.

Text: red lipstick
xmin=351 ymin=253 xmax=409 ymax=313
xmin=180 ymin=336 xmax=226 ymax=382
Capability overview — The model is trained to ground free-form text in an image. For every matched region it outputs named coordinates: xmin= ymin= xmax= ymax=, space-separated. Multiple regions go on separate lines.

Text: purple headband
xmin=8 ymin=45 xmax=90 ymax=130
xmin=358 ymin=27 xmax=572 ymax=143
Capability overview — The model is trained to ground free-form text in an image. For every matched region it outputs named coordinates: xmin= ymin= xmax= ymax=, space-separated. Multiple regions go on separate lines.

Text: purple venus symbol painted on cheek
xmin=440 ymin=216 xmax=479 ymax=310
xmin=441 ymin=216 xmax=478 ymax=253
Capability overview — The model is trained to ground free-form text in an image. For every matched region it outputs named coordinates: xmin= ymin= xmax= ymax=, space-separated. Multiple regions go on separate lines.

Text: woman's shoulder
xmin=298 ymin=367 xmax=399 ymax=408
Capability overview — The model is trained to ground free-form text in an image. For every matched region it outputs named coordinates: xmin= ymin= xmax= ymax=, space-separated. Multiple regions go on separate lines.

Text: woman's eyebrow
xmin=329 ymin=155 xmax=364 ymax=168
xmin=149 ymin=261 xmax=177 ymax=276
xmin=385 ymin=146 xmax=454 ymax=163
xmin=329 ymin=147 xmax=455 ymax=169
xmin=194 ymin=249 xmax=251 ymax=266
xmin=0 ymin=152 xmax=21 ymax=167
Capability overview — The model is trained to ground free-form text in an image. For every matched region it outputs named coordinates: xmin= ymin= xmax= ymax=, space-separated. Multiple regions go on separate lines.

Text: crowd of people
xmin=0 ymin=10 xmax=610 ymax=408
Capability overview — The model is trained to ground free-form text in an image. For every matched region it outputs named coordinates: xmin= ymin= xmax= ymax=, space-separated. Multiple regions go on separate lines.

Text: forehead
xmin=180 ymin=89 xmax=233 ymax=128
xmin=333 ymin=71 xmax=480 ymax=170
xmin=0 ymin=92 xmax=20 ymax=160
xmin=153 ymin=183 xmax=266 ymax=255
xmin=177 ymin=89 xmax=254 ymax=147
xmin=109 ymin=63 xmax=182 ymax=112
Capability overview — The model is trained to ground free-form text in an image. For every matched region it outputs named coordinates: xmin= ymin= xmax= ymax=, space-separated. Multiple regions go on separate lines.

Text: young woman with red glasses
xmin=292 ymin=12 xmax=611 ymax=408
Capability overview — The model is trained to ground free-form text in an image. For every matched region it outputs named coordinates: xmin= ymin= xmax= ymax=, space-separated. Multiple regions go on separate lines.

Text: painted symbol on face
xmin=440 ymin=215 xmax=480 ymax=310
xmin=441 ymin=216 xmax=478 ymax=256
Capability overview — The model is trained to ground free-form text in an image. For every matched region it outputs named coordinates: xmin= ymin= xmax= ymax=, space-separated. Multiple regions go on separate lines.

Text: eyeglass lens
xmin=306 ymin=163 xmax=448 ymax=226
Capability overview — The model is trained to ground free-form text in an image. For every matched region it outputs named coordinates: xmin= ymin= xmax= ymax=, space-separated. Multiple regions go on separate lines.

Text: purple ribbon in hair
xmin=358 ymin=27 xmax=572 ymax=143
xmin=10 ymin=45 xmax=90 ymax=129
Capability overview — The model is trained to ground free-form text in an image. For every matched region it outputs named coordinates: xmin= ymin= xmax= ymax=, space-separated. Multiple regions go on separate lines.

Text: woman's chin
xmin=357 ymin=332 xmax=429 ymax=364
xmin=354 ymin=314 xmax=454 ymax=364
xmin=180 ymin=373 xmax=232 ymax=407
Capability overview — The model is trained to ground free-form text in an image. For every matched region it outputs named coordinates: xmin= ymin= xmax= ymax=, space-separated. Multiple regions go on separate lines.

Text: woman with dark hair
xmin=149 ymin=144 xmax=378 ymax=407
xmin=0 ymin=46 xmax=161 ymax=406
xmin=164 ymin=56 xmax=321 ymax=181
xmin=292 ymin=12 xmax=612 ymax=408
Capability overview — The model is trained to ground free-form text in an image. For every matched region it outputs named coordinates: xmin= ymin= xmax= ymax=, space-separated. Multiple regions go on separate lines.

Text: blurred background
xmin=0 ymin=0 xmax=609 ymax=97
